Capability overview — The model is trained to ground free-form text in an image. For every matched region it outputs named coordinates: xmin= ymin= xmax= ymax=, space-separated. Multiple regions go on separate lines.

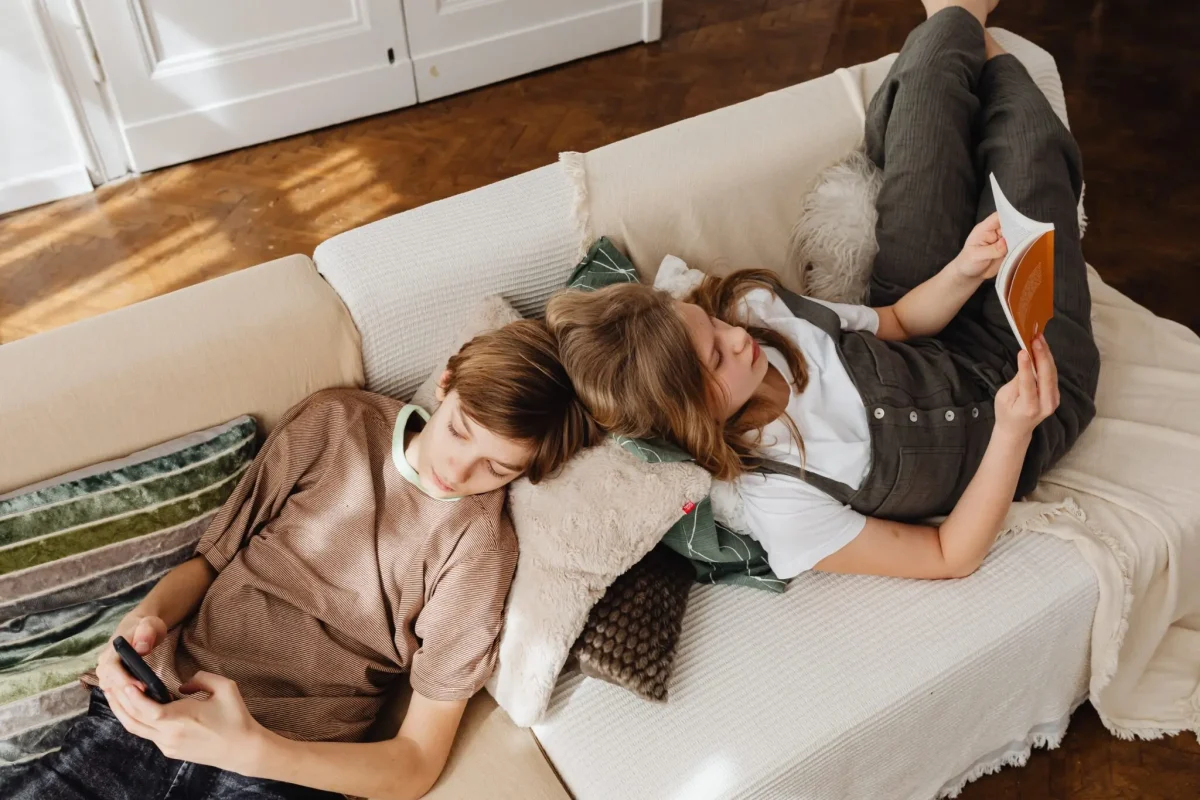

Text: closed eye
xmin=447 ymin=420 xmax=465 ymax=439
xmin=709 ymin=316 xmax=722 ymax=369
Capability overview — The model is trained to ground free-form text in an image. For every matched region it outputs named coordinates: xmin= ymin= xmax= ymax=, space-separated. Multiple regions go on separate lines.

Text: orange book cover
xmin=1003 ymin=230 xmax=1055 ymax=352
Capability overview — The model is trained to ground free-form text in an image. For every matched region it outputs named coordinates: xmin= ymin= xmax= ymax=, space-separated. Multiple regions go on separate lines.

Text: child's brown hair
xmin=444 ymin=319 xmax=597 ymax=483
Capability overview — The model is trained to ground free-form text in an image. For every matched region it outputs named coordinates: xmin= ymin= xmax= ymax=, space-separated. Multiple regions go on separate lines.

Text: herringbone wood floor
xmin=2 ymin=1 xmax=1198 ymax=797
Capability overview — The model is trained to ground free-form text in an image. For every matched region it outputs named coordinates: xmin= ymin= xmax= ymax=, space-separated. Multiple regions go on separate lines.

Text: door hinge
xmin=67 ymin=0 xmax=105 ymax=84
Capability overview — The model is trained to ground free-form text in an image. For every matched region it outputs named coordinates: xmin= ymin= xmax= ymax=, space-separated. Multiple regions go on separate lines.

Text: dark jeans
xmin=864 ymin=7 xmax=1100 ymax=495
xmin=0 ymin=689 xmax=339 ymax=800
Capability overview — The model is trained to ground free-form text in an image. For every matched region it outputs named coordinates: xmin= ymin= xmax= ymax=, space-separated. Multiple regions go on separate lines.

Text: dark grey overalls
xmin=760 ymin=8 xmax=1100 ymax=521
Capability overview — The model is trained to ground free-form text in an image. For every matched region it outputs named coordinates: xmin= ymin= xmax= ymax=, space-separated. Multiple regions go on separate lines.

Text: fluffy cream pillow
xmin=488 ymin=442 xmax=710 ymax=726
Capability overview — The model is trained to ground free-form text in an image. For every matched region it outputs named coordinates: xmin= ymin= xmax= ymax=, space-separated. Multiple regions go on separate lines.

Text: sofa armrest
xmin=0 ymin=255 xmax=363 ymax=494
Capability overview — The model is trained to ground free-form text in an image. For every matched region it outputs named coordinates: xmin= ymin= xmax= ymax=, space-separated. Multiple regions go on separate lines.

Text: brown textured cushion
xmin=570 ymin=545 xmax=695 ymax=702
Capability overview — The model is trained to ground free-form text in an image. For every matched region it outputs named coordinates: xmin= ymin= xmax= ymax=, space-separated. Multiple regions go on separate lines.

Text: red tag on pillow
xmin=682 ymin=501 xmax=696 ymax=514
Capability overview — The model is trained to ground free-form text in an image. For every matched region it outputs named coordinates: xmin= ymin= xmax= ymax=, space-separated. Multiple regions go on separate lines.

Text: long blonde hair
xmin=546 ymin=269 xmax=807 ymax=481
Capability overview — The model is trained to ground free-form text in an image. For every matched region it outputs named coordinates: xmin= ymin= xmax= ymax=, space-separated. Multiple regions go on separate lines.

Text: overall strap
xmin=775 ymin=286 xmax=844 ymax=338
xmin=756 ymin=458 xmax=857 ymax=506
xmin=759 ymin=286 xmax=862 ymax=507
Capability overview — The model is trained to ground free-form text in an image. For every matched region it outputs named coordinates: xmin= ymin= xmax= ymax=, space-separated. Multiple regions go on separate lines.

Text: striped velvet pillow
xmin=0 ymin=416 xmax=256 ymax=767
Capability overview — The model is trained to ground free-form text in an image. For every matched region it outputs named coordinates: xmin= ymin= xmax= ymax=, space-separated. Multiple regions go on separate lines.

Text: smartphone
xmin=112 ymin=636 xmax=172 ymax=704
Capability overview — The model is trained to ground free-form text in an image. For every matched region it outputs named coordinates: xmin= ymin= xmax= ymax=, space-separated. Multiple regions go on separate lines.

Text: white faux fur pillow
xmin=788 ymin=149 xmax=881 ymax=304
xmin=487 ymin=441 xmax=710 ymax=726
xmin=787 ymin=148 xmax=1088 ymax=305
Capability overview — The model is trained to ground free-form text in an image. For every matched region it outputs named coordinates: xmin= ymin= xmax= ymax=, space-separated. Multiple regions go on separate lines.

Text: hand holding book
xmin=953 ymin=211 xmax=1008 ymax=281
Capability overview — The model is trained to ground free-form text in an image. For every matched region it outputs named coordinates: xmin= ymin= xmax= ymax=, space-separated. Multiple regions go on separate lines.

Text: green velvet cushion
xmin=0 ymin=417 xmax=256 ymax=766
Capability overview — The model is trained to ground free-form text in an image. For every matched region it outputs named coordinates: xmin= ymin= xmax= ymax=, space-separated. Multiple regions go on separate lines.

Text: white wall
xmin=0 ymin=0 xmax=93 ymax=216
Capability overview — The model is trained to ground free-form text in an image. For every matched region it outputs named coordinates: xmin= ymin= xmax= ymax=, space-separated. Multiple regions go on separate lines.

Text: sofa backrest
xmin=310 ymin=56 xmax=900 ymax=401
xmin=0 ymin=255 xmax=363 ymax=494
xmin=579 ymin=30 xmax=1068 ymax=290
xmin=313 ymin=163 xmax=582 ymax=401
xmin=310 ymin=29 xmax=1067 ymax=403
xmin=581 ymin=59 xmax=884 ymax=290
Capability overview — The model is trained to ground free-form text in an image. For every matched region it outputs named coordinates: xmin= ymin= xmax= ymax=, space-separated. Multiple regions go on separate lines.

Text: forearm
xmin=936 ymin=430 xmax=1030 ymax=575
xmin=250 ymin=732 xmax=440 ymax=800
xmin=882 ymin=264 xmax=981 ymax=339
xmin=129 ymin=556 xmax=217 ymax=629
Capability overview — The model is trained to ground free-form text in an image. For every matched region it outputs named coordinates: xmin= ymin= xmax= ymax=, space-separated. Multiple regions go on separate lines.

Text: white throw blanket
xmin=1023 ymin=270 xmax=1200 ymax=739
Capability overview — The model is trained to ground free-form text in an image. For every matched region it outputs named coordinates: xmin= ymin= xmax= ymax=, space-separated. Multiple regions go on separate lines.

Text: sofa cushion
xmin=0 ymin=417 xmax=256 ymax=766
xmin=536 ymin=533 xmax=1097 ymax=800
xmin=0 ymin=254 xmax=363 ymax=496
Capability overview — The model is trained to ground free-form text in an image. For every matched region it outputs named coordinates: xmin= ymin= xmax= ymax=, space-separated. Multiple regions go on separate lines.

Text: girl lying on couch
xmin=2 ymin=322 xmax=594 ymax=800
xmin=546 ymin=0 xmax=1099 ymax=581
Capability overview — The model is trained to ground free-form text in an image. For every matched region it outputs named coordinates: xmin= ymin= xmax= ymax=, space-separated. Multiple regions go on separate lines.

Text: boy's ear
xmin=434 ymin=370 xmax=451 ymax=402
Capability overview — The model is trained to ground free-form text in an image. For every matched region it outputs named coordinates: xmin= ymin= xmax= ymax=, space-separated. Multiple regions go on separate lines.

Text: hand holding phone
xmin=112 ymin=635 xmax=172 ymax=704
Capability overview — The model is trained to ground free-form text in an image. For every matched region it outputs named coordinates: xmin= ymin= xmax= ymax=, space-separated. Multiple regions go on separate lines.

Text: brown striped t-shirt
xmin=93 ymin=389 xmax=517 ymax=743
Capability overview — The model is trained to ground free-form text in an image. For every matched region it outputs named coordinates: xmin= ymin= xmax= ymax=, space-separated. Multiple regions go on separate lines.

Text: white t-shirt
xmin=722 ymin=289 xmax=879 ymax=579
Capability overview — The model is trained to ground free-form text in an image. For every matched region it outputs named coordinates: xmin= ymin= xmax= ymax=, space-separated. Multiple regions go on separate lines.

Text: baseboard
xmin=120 ymin=61 xmax=417 ymax=173
xmin=412 ymin=1 xmax=649 ymax=102
xmin=0 ymin=164 xmax=93 ymax=216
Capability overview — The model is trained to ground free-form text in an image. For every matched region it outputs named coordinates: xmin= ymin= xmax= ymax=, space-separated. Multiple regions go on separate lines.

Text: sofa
xmin=4 ymin=30 xmax=1195 ymax=800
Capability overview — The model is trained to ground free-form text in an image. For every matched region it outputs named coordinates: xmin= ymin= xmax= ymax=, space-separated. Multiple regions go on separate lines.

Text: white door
xmin=77 ymin=0 xmax=416 ymax=172
xmin=403 ymin=0 xmax=661 ymax=102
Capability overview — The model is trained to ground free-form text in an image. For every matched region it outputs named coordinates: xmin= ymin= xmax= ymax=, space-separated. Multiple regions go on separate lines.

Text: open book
xmin=990 ymin=173 xmax=1054 ymax=354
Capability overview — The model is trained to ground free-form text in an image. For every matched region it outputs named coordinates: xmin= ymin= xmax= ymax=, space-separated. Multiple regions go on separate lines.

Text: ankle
xmin=984 ymin=30 xmax=1007 ymax=59
xmin=922 ymin=0 xmax=989 ymax=27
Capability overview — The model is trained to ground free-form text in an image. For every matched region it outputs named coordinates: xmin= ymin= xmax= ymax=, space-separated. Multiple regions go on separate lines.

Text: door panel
xmin=402 ymin=0 xmax=659 ymax=101
xmin=79 ymin=0 xmax=415 ymax=171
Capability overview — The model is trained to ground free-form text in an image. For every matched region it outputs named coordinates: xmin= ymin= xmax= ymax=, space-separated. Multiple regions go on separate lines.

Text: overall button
xmin=874 ymin=408 xmax=886 ymax=420
xmin=945 ymin=410 xmax=956 ymax=422
xmin=971 ymin=408 xmax=980 ymax=419
xmin=909 ymin=411 xmax=919 ymax=423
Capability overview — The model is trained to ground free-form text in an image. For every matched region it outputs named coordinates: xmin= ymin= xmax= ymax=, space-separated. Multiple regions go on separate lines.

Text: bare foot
xmin=922 ymin=0 xmax=996 ymax=27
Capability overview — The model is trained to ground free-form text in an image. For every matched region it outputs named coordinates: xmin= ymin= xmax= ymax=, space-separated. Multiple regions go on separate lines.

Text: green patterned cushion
xmin=567 ymin=241 xmax=784 ymax=592
xmin=566 ymin=237 xmax=640 ymax=291
xmin=0 ymin=417 xmax=256 ymax=766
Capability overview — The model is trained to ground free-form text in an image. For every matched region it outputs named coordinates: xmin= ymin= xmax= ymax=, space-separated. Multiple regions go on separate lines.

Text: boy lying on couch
xmin=2 ymin=321 xmax=595 ymax=800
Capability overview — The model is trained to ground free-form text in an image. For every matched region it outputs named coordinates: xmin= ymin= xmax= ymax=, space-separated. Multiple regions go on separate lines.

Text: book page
xmin=989 ymin=173 xmax=1053 ymax=250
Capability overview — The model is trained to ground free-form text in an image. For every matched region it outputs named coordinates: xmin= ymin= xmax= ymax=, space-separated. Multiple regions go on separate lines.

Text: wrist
xmin=944 ymin=258 xmax=983 ymax=288
xmin=991 ymin=425 xmax=1033 ymax=452
xmin=239 ymin=725 xmax=283 ymax=780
